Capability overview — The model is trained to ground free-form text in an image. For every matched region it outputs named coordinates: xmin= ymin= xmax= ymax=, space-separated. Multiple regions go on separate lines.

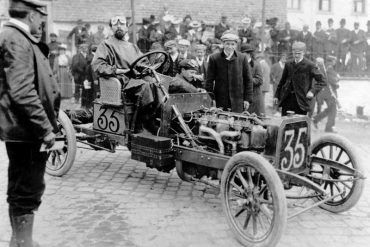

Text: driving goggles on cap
xmin=111 ymin=16 xmax=126 ymax=26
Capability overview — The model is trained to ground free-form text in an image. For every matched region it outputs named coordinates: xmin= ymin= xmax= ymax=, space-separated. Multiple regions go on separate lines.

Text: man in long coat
xmin=274 ymin=42 xmax=326 ymax=116
xmin=0 ymin=0 xmax=60 ymax=245
xmin=205 ymin=32 xmax=253 ymax=113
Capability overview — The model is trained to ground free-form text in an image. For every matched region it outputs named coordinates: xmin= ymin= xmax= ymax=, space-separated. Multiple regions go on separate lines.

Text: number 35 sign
xmin=279 ymin=122 xmax=309 ymax=172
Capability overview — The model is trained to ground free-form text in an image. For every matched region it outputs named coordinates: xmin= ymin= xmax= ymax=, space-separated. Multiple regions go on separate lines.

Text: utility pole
xmin=131 ymin=0 xmax=136 ymax=44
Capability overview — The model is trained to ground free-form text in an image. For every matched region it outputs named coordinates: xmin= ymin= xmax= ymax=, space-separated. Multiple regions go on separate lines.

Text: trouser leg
xmin=281 ymin=93 xmax=308 ymax=116
xmin=325 ymin=98 xmax=337 ymax=131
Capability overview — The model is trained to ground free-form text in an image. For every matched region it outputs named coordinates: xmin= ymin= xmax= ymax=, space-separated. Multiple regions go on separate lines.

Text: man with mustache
xmin=0 ymin=0 xmax=60 ymax=246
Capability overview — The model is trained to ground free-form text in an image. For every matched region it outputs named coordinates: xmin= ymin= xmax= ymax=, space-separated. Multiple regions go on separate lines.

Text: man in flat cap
xmin=170 ymin=59 xmax=204 ymax=93
xmin=274 ymin=42 xmax=326 ymax=116
xmin=205 ymin=31 xmax=253 ymax=113
xmin=238 ymin=17 xmax=255 ymax=45
xmin=0 ymin=1 xmax=60 ymax=246
xmin=336 ymin=18 xmax=351 ymax=73
xmin=349 ymin=22 xmax=366 ymax=74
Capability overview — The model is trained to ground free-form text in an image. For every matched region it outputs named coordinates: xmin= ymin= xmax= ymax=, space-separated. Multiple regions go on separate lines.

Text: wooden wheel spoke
xmin=231 ymin=181 xmax=245 ymax=195
xmin=320 ymin=149 xmax=326 ymax=158
xmin=259 ymin=204 xmax=273 ymax=221
xmin=340 ymin=181 xmax=353 ymax=190
xmin=252 ymin=215 xmax=258 ymax=236
xmin=243 ymin=212 xmax=252 ymax=230
xmin=344 ymin=160 xmax=351 ymax=165
xmin=247 ymin=167 xmax=253 ymax=187
xmin=333 ymin=183 xmax=345 ymax=199
xmin=258 ymin=184 xmax=267 ymax=196
xmin=329 ymin=183 xmax=334 ymax=197
xmin=335 ymin=149 xmax=344 ymax=162
xmin=329 ymin=145 xmax=333 ymax=160
xmin=257 ymin=213 xmax=268 ymax=232
xmin=236 ymin=169 xmax=250 ymax=190
xmin=235 ymin=208 xmax=246 ymax=218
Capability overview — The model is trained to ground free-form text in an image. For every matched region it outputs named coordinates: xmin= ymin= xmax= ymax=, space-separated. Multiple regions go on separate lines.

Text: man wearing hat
xmin=239 ymin=17 xmax=255 ymax=45
xmin=194 ymin=44 xmax=208 ymax=81
xmin=71 ymin=43 xmax=90 ymax=104
xmin=366 ymin=20 xmax=370 ymax=75
xmin=325 ymin=18 xmax=337 ymax=57
xmin=274 ymin=42 xmax=326 ymax=116
xmin=296 ymin=24 xmax=314 ymax=60
xmin=278 ymin=22 xmax=296 ymax=58
xmin=137 ymin=18 xmax=152 ymax=53
xmin=349 ymin=22 xmax=366 ymax=73
xmin=241 ymin=43 xmax=264 ymax=115
xmin=313 ymin=55 xmax=340 ymax=132
xmin=267 ymin=17 xmax=280 ymax=63
xmin=214 ymin=15 xmax=230 ymax=41
xmin=313 ymin=21 xmax=328 ymax=59
xmin=92 ymin=25 xmax=106 ymax=46
xmin=170 ymin=59 xmax=204 ymax=93
xmin=162 ymin=40 xmax=182 ymax=77
xmin=205 ymin=31 xmax=253 ymax=113
xmin=0 ymin=1 xmax=60 ymax=246
xmin=336 ymin=18 xmax=351 ymax=73
xmin=47 ymin=32 xmax=61 ymax=68
xmin=67 ymin=18 xmax=84 ymax=49
xmin=178 ymin=39 xmax=193 ymax=60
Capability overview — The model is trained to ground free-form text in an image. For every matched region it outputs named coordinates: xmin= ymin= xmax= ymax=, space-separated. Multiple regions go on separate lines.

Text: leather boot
xmin=12 ymin=214 xmax=38 ymax=247
xmin=9 ymin=209 xmax=16 ymax=247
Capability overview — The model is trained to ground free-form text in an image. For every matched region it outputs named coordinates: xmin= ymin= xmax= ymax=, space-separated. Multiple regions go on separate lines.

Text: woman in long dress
xmin=53 ymin=44 xmax=73 ymax=99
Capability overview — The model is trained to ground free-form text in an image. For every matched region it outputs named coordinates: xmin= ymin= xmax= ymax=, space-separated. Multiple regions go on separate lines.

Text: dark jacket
xmin=214 ymin=23 xmax=230 ymax=40
xmin=275 ymin=58 xmax=326 ymax=112
xmin=0 ymin=22 xmax=60 ymax=141
xmin=205 ymin=51 xmax=253 ymax=113
xmin=313 ymin=30 xmax=328 ymax=58
xmin=247 ymin=59 xmax=264 ymax=116
xmin=162 ymin=53 xmax=183 ymax=77
xmin=137 ymin=26 xmax=151 ymax=53
xmin=296 ymin=31 xmax=314 ymax=58
xmin=71 ymin=52 xmax=89 ymax=84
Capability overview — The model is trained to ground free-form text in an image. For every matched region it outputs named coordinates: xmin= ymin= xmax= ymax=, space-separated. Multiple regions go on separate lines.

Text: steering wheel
xmin=129 ymin=50 xmax=168 ymax=79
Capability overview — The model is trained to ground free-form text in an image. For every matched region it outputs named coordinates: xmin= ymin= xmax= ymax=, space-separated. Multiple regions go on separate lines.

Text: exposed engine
xmin=174 ymin=107 xmax=268 ymax=157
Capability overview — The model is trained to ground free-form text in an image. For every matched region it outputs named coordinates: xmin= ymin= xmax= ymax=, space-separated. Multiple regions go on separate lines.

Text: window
xmin=319 ymin=0 xmax=331 ymax=11
xmin=288 ymin=0 xmax=301 ymax=10
xmin=354 ymin=0 xmax=365 ymax=13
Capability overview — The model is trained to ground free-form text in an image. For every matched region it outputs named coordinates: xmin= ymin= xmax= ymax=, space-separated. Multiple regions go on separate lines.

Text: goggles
xmin=111 ymin=16 xmax=127 ymax=26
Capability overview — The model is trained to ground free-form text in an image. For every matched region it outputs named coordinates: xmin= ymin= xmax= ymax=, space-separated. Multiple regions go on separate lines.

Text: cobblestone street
xmin=1 ymin=117 xmax=370 ymax=247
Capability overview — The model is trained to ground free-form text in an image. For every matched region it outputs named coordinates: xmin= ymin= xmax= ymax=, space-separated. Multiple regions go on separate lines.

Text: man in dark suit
xmin=0 ymin=1 xmax=60 ymax=245
xmin=137 ymin=18 xmax=152 ymax=53
xmin=274 ymin=42 xmax=326 ymax=116
xmin=336 ymin=18 xmax=351 ymax=73
xmin=194 ymin=44 xmax=208 ymax=87
xmin=296 ymin=24 xmax=314 ymax=60
xmin=162 ymin=40 xmax=183 ymax=77
xmin=313 ymin=21 xmax=328 ymax=59
xmin=313 ymin=56 xmax=340 ymax=132
xmin=349 ymin=22 xmax=366 ymax=74
xmin=71 ymin=43 xmax=89 ymax=103
xmin=67 ymin=18 xmax=84 ymax=49
xmin=278 ymin=22 xmax=295 ymax=57
xmin=214 ymin=15 xmax=230 ymax=41
xmin=205 ymin=31 xmax=253 ymax=113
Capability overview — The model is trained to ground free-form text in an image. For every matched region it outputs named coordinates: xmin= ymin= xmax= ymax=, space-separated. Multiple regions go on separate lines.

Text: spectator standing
xmin=349 ymin=22 xmax=366 ymax=74
xmin=238 ymin=17 xmax=255 ymax=45
xmin=137 ymin=18 xmax=152 ymax=53
xmin=194 ymin=44 xmax=208 ymax=83
xmin=0 ymin=1 xmax=60 ymax=245
xmin=325 ymin=18 xmax=337 ymax=56
xmin=92 ymin=25 xmax=106 ymax=46
xmin=205 ymin=32 xmax=253 ymax=113
xmin=214 ymin=15 xmax=230 ymax=42
xmin=270 ymin=53 xmax=287 ymax=112
xmin=81 ymin=52 xmax=95 ymax=109
xmin=313 ymin=21 xmax=328 ymax=59
xmin=71 ymin=44 xmax=89 ymax=104
xmin=53 ymin=44 xmax=73 ymax=99
xmin=274 ymin=42 xmax=326 ymax=116
xmin=47 ymin=32 xmax=61 ymax=69
xmin=178 ymin=39 xmax=193 ymax=59
xmin=149 ymin=21 xmax=164 ymax=45
xmin=336 ymin=18 xmax=351 ymax=73
xmin=257 ymin=52 xmax=271 ymax=115
xmin=267 ymin=17 xmax=279 ymax=63
xmin=313 ymin=56 xmax=340 ymax=132
xmin=241 ymin=44 xmax=263 ymax=116
xmin=365 ymin=21 xmax=370 ymax=76
xmin=67 ymin=18 xmax=84 ymax=49
xmin=169 ymin=17 xmax=182 ymax=40
xmin=296 ymin=24 xmax=314 ymax=60
xmin=278 ymin=22 xmax=295 ymax=58
xmin=162 ymin=40 xmax=182 ymax=77
xmin=180 ymin=14 xmax=192 ymax=38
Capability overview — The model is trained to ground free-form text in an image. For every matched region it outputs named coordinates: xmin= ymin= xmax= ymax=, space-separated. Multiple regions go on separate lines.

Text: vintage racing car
xmin=46 ymin=51 xmax=365 ymax=247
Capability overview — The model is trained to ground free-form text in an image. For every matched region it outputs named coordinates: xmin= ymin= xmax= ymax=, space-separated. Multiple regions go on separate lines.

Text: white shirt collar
xmin=9 ymin=18 xmax=30 ymax=33
xmin=170 ymin=52 xmax=179 ymax=61
xmin=295 ymin=57 xmax=304 ymax=64
xmin=196 ymin=57 xmax=204 ymax=65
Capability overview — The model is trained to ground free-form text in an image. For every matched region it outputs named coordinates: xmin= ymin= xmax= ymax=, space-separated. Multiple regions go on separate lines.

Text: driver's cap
xmin=179 ymin=59 xmax=198 ymax=70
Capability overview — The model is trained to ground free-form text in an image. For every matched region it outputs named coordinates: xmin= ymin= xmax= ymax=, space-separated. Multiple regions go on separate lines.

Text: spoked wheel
xmin=221 ymin=152 xmax=287 ymax=247
xmin=46 ymin=110 xmax=77 ymax=177
xmin=310 ymin=133 xmax=364 ymax=213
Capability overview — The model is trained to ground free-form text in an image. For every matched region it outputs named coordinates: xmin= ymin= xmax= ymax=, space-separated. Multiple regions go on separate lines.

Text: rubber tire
xmin=45 ymin=110 xmax=77 ymax=177
xmin=221 ymin=152 xmax=287 ymax=247
xmin=311 ymin=133 xmax=365 ymax=213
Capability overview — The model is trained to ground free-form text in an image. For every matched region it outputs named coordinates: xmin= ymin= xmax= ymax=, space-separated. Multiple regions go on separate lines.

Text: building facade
xmin=1 ymin=0 xmax=288 ymax=42
xmin=287 ymin=0 xmax=370 ymax=31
